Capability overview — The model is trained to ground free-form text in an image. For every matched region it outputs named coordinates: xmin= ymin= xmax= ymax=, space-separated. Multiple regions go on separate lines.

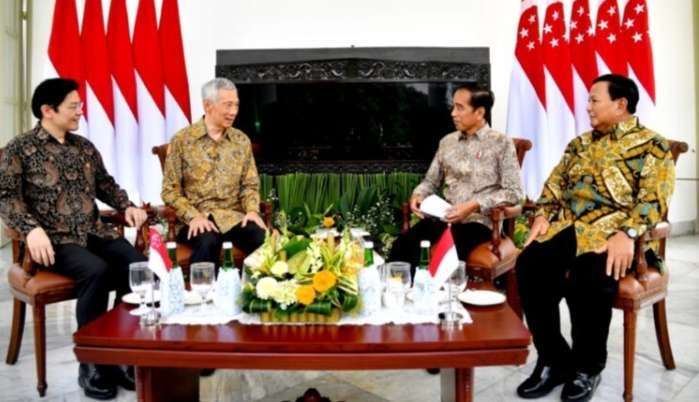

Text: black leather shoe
xmin=561 ymin=371 xmax=601 ymax=402
xmin=78 ymin=364 xmax=117 ymax=400
xmin=200 ymin=368 xmax=216 ymax=376
xmin=426 ymin=368 xmax=441 ymax=375
xmin=516 ymin=364 xmax=570 ymax=399
xmin=109 ymin=365 xmax=135 ymax=391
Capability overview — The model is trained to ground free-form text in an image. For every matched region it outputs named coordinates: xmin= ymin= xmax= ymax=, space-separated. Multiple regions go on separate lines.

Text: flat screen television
xmin=234 ymin=81 xmax=467 ymax=166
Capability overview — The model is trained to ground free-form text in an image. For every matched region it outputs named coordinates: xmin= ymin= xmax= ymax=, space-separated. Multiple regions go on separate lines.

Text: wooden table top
xmin=74 ymin=303 xmax=530 ymax=370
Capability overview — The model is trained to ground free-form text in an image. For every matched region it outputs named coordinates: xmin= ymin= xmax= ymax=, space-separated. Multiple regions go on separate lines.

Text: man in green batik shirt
xmin=162 ymin=77 xmax=266 ymax=265
xmin=515 ymin=74 xmax=675 ymax=402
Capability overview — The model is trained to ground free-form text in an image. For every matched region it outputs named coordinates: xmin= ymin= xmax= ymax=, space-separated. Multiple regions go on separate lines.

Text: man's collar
xmin=459 ymin=123 xmax=490 ymax=141
xmin=35 ymin=122 xmax=74 ymax=144
xmin=194 ymin=116 xmax=235 ymax=141
xmin=592 ymin=116 xmax=639 ymax=140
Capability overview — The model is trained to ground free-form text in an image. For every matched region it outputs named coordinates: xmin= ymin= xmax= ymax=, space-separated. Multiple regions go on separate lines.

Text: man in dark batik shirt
xmin=0 ymin=78 xmax=147 ymax=400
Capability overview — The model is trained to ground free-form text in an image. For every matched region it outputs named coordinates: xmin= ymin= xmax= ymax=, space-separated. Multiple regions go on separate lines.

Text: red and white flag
xmin=542 ymin=0 xmax=576 ymax=161
xmin=81 ymin=0 xmax=116 ymax=176
xmin=507 ymin=0 xmax=549 ymax=200
xmin=428 ymin=227 xmax=459 ymax=288
xmin=148 ymin=227 xmax=173 ymax=280
xmin=107 ymin=0 xmax=140 ymax=201
xmin=47 ymin=0 xmax=87 ymax=136
xmin=622 ymin=0 xmax=655 ymax=120
xmin=595 ymin=0 xmax=627 ymax=75
xmin=160 ymin=0 xmax=191 ymax=140
xmin=569 ymin=0 xmax=598 ymax=135
xmin=133 ymin=0 xmax=166 ymax=204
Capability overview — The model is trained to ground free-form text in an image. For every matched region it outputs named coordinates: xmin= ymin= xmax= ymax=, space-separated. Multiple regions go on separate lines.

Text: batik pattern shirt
xmin=0 ymin=124 xmax=132 ymax=247
xmin=413 ymin=124 xmax=524 ymax=228
xmin=161 ymin=118 xmax=260 ymax=233
xmin=534 ymin=117 xmax=675 ymax=255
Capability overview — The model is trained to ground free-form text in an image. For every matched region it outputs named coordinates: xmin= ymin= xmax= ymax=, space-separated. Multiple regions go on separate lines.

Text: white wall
xmin=30 ymin=0 xmax=697 ymax=226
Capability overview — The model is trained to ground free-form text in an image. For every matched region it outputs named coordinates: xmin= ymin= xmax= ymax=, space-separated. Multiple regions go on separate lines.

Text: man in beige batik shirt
xmin=388 ymin=83 xmax=524 ymax=272
xmin=162 ymin=78 xmax=266 ymax=264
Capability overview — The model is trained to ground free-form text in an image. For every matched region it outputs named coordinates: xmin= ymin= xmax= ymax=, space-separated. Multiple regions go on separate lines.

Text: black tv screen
xmin=234 ymin=82 xmax=463 ymax=164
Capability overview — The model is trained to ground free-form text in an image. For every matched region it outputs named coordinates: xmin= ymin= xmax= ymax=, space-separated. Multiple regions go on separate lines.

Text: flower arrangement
xmin=241 ymin=228 xmax=363 ymax=323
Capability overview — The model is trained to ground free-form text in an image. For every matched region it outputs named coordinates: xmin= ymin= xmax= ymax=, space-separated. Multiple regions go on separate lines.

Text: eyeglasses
xmin=66 ymin=101 xmax=84 ymax=111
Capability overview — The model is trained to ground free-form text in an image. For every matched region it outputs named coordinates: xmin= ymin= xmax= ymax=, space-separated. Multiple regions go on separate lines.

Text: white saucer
xmin=122 ymin=291 xmax=161 ymax=304
xmin=457 ymin=289 xmax=506 ymax=306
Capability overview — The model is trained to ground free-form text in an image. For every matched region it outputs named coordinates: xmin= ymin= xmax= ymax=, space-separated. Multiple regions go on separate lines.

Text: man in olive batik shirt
xmin=162 ymin=77 xmax=266 ymax=265
xmin=515 ymin=74 xmax=675 ymax=402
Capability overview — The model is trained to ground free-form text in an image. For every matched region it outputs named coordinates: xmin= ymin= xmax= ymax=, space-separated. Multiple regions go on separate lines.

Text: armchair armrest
xmin=489 ymin=203 xmax=523 ymax=260
xmin=633 ymin=221 xmax=671 ymax=285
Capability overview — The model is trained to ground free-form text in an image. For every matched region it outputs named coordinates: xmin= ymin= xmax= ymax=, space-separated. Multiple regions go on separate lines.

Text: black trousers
xmin=53 ymin=235 xmax=147 ymax=328
xmin=515 ymin=226 xmax=619 ymax=375
xmin=177 ymin=220 xmax=266 ymax=265
xmin=388 ymin=218 xmax=492 ymax=276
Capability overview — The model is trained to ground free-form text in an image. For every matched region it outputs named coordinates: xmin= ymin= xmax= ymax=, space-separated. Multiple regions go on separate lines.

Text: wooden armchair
xmin=614 ymin=139 xmax=687 ymax=402
xmin=4 ymin=208 xmax=152 ymax=397
xmin=401 ymin=138 xmax=532 ymax=316
xmin=151 ymin=144 xmax=272 ymax=270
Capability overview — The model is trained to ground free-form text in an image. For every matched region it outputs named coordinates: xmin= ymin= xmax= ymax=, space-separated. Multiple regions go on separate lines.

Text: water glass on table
xmin=190 ymin=262 xmax=215 ymax=314
xmin=128 ymin=262 xmax=153 ymax=317
xmin=442 ymin=261 xmax=467 ymax=330
xmin=383 ymin=261 xmax=411 ymax=310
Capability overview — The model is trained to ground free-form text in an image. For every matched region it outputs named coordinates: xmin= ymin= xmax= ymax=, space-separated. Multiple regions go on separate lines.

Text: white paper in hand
xmin=419 ymin=194 xmax=452 ymax=220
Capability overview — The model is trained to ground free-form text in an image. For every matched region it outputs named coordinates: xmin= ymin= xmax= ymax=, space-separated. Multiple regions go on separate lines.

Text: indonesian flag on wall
xmin=82 ymin=0 xmax=116 ymax=176
xmin=428 ymin=227 xmax=459 ymax=288
xmin=569 ymin=0 xmax=598 ymax=135
xmin=133 ymin=0 xmax=167 ymax=204
xmin=148 ymin=227 xmax=172 ymax=280
xmin=47 ymin=0 xmax=87 ymax=136
xmin=595 ymin=0 xmax=627 ymax=75
xmin=107 ymin=0 xmax=141 ymax=201
xmin=622 ymin=0 xmax=656 ymax=120
xmin=160 ymin=0 xmax=192 ymax=140
xmin=542 ymin=0 xmax=576 ymax=163
xmin=507 ymin=0 xmax=549 ymax=200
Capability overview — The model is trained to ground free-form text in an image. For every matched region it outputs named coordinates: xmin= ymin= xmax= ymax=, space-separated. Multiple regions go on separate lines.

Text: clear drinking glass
xmin=190 ymin=262 xmax=215 ymax=314
xmin=129 ymin=262 xmax=153 ymax=316
xmin=383 ymin=261 xmax=411 ymax=310
xmin=443 ymin=261 xmax=467 ymax=328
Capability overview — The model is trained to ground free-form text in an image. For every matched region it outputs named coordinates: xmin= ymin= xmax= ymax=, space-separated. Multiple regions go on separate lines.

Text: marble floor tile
xmin=1 ymin=235 xmax=698 ymax=401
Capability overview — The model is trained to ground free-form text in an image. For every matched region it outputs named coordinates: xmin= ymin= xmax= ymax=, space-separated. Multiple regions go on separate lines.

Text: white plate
xmin=457 ymin=290 xmax=506 ymax=306
xmin=122 ymin=291 xmax=161 ymax=304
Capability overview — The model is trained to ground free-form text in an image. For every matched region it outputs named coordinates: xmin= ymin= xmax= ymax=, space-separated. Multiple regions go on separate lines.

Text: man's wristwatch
xmin=622 ymin=227 xmax=639 ymax=240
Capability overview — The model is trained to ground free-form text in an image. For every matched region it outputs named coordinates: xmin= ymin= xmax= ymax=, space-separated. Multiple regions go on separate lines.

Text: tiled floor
xmin=0 ymin=236 xmax=697 ymax=402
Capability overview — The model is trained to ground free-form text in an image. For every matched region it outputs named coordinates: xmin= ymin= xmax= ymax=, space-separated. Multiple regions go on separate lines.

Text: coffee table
xmin=74 ymin=303 xmax=530 ymax=402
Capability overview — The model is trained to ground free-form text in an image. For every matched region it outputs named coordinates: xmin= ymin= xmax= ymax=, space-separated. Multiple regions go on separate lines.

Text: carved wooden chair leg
xmin=652 ymin=300 xmax=676 ymax=369
xmin=622 ymin=309 xmax=638 ymax=402
xmin=32 ymin=304 xmax=48 ymax=397
xmin=5 ymin=298 xmax=26 ymax=364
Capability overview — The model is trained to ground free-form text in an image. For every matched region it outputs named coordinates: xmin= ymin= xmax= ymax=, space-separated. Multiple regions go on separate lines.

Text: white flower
xmin=256 ymin=277 xmax=279 ymax=300
xmin=271 ymin=280 xmax=299 ymax=309
xmin=270 ymin=260 xmax=289 ymax=277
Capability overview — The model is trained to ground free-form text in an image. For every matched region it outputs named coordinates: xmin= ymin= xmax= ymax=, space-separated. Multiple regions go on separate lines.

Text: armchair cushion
xmin=466 ymin=237 xmax=519 ymax=279
xmin=617 ymin=267 xmax=668 ymax=302
xmin=8 ymin=263 xmax=76 ymax=303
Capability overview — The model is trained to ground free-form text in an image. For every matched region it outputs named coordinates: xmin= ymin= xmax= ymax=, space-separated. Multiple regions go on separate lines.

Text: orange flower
xmin=296 ymin=285 xmax=316 ymax=305
xmin=322 ymin=216 xmax=335 ymax=228
xmin=312 ymin=270 xmax=337 ymax=292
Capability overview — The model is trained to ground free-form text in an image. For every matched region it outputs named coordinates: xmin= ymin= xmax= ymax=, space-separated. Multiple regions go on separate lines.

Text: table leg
xmin=136 ymin=366 xmax=199 ymax=402
xmin=440 ymin=368 xmax=474 ymax=402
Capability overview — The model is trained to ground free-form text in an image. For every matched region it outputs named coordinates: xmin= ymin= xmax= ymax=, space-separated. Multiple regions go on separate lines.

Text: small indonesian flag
xmin=148 ymin=228 xmax=172 ymax=279
xmin=428 ymin=226 xmax=460 ymax=287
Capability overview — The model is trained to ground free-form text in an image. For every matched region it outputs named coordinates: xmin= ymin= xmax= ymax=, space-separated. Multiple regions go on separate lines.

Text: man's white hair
xmin=201 ymin=77 xmax=237 ymax=102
